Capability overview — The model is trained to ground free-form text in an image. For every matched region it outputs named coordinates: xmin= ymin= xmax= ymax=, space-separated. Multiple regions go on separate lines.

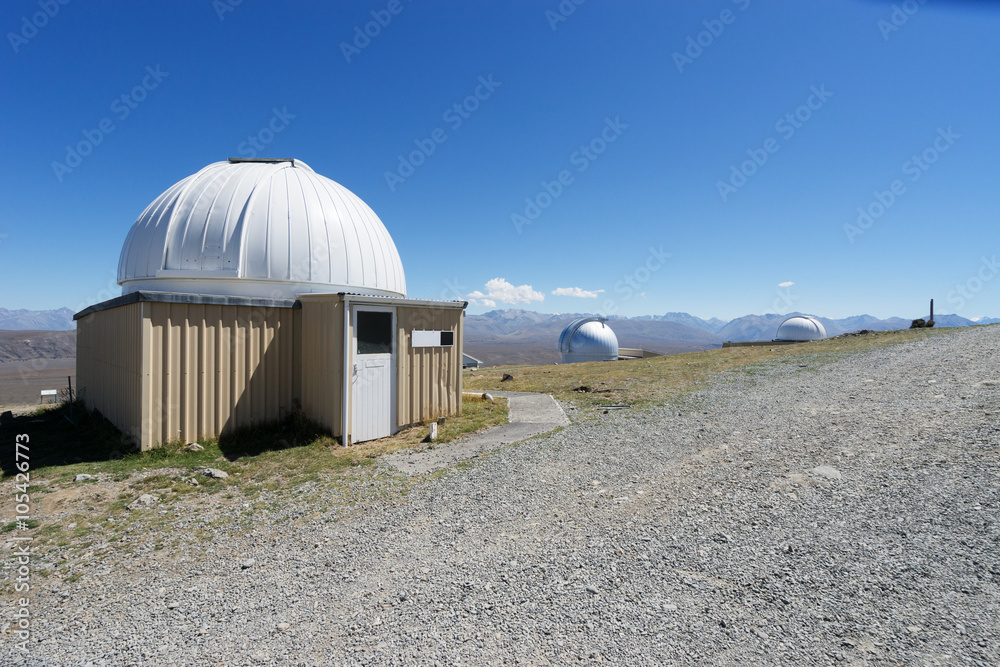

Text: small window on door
xmin=357 ymin=311 xmax=393 ymax=354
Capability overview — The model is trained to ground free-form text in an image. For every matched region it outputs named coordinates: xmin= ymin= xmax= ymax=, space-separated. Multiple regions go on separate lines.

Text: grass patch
xmin=0 ymin=396 xmax=509 ymax=510
xmin=2 ymin=519 xmax=40 ymax=532
xmin=464 ymin=326 xmax=966 ymax=409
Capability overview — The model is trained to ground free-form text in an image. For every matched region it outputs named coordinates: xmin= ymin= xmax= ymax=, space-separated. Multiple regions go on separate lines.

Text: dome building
xmin=76 ymin=158 xmax=466 ymax=450
xmin=558 ymin=317 xmax=619 ymax=363
xmin=775 ymin=315 xmax=827 ymax=342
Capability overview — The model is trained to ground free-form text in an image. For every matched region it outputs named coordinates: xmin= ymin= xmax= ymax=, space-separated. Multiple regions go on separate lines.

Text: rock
xmin=501 ymin=373 xmax=514 ymax=382
xmin=809 ymin=465 xmax=842 ymax=480
xmin=167 ymin=601 xmax=179 ymax=610
xmin=74 ymin=474 xmax=93 ymax=482
xmin=482 ymin=393 xmax=495 ymax=403
xmin=201 ymin=468 xmax=229 ymax=479
xmin=585 ymin=585 xmax=599 ymax=594
xmin=127 ymin=494 xmax=159 ymax=511
xmin=186 ymin=442 xmax=205 ymax=452
xmin=276 ymin=623 xmax=291 ymax=632
xmin=241 ymin=559 xmax=256 ymax=569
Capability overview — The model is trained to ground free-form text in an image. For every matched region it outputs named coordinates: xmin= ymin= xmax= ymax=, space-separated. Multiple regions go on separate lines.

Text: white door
xmin=351 ymin=307 xmax=396 ymax=443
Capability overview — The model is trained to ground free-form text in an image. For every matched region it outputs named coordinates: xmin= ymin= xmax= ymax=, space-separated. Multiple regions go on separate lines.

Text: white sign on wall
xmin=412 ymin=330 xmax=454 ymax=348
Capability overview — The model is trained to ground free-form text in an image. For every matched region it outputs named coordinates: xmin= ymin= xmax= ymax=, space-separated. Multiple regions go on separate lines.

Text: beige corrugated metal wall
xmin=76 ymin=302 xmax=144 ymax=444
xmin=397 ymin=306 xmax=463 ymax=427
xmin=140 ymin=301 xmax=300 ymax=449
xmin=300 ymin=296 xmax=464 ymax=439
xmin=77 ymin=294 xmax=463 ymax=449
xmin=299 ymin=297 xmax=345 ymax=436
xmin=78 ymin=300 xmax=300 ymax=450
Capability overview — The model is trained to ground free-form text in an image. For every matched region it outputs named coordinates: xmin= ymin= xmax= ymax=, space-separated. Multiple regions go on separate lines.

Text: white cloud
xmin=778 ymin=281 xmax=794 ymax=288
xmin=466 ymin=278 xmax=544 ymax=306
xmin=551 ymin=287 xmax=605 ymax=299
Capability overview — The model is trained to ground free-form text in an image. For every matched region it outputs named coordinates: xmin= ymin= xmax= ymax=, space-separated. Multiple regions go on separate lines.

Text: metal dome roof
xmin=117 ymin=158 xmax=406 ymax=299
xmin=558 ymin=317 xmax=619 ymax=363
xmin=775 ymin=315 xmax=827 ymax=341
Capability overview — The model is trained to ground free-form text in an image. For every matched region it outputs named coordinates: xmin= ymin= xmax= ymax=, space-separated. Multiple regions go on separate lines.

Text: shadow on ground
xmin=0 ymin=402 xmax=131 ymax=475
xmin=216 ymin=411 xmax=333 ymax=462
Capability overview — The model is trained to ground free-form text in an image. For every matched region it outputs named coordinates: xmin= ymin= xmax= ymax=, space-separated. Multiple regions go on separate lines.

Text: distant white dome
xmin=775 ymin=315 xmax=827 ymax=341
xmin=558 ymin=317 xmax=619 ymax=363
xmin=117 ymin=158 xmax=406 ymax=299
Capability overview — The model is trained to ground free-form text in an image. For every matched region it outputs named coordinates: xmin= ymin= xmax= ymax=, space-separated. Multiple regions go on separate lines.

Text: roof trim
xmin=227 ymin=157 xmax=295 ymax=164
xmin=74 ymin=290 xmax=300 ymax=320
xmin=295 ymin=292 xmax=467 ymax=310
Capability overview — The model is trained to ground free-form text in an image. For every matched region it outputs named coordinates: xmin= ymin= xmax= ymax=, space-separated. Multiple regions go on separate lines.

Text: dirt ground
xmin=0 ymin=357 xmax=75 ymax=410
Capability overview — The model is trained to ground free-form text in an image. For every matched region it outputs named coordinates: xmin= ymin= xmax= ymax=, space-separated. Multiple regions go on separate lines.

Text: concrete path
xmin=381 ymin=391 xmax=570 ymax=475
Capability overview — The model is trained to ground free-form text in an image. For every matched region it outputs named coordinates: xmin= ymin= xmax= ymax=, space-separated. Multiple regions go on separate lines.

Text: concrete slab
xmin=380 ymin=391 xmax=569 ymax=475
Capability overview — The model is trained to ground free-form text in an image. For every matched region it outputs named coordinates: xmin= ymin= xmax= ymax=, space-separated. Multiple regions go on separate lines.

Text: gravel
xmin=4 ymin=326 xmax=999 ymax=665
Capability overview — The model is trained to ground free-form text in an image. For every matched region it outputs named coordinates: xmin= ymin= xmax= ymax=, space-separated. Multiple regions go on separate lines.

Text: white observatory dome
xmin=558 ymin=317 xmax=619 ymax=363
xmin=117 ymin=158 xmax=406 ymax=299
xmin=775 ymin=315 xmax=827 ymax=342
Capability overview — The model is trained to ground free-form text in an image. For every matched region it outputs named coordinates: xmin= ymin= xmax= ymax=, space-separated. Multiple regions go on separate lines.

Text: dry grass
xmin=2 ymin=397 xmax=509 ymax=528
xmin=0 ymin=396 xmax=510 ymax=568
xmin=464 ymin=327 xmax=967 ymax=409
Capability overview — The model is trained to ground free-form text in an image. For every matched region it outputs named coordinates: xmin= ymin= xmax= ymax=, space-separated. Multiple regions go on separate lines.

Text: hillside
xmin=0 ymin=330 xmax=76 ymax=362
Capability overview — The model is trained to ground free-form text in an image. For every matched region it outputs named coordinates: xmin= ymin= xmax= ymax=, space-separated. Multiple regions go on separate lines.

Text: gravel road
xmin=4 ymin=326 xmax=999 ymax=665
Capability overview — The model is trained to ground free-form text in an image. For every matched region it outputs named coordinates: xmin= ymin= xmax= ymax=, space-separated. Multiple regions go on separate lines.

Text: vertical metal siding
xmin=299 ymin=298 xmax=345 ymax=436
xmin=139 ymin=302 xmax=299 ymax=449
xmin=396 ymin=306 xmax=463 ymax=427
xmin=75 ymin=302 xmax=144 ymax=445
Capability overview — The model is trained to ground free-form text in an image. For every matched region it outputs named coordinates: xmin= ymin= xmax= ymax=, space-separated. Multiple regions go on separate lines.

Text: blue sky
xmin=3 ymin=0 xmax=999 ymax=320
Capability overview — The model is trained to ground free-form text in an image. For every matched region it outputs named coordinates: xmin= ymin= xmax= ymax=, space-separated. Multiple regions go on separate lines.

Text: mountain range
xmin=0 ymin=308 xmax=75 ymax=331
xmin=464 ymin=309 xmax=999 ymax=367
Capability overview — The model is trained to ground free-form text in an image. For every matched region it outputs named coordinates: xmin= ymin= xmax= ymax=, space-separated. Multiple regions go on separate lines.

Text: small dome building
xmin=76 ymin=158 xmax=465 ymax=450
xmin=775 ymin=315 xmax=827 ymax=342
xmin=558 ymin=317 xmax=619 ymax=363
